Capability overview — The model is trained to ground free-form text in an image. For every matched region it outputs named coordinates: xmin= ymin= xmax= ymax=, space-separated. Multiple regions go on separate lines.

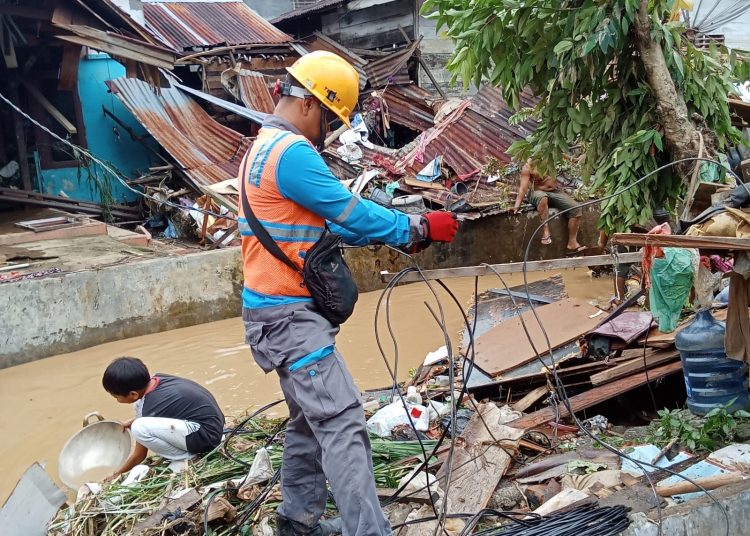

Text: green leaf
xmin=673 ymin=50 xmax=685 ymax=78
xmin=583 ymin=36 xmax=598 ymax=56
xmin=554 ymin=40 xmax=573 ymax=55
xmin=652 ymin=132 xmax=664 ymax=152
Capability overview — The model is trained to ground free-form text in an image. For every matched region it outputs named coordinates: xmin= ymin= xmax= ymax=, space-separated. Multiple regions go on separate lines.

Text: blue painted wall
xmin=36 ymin=52 xmax=159 ymax=203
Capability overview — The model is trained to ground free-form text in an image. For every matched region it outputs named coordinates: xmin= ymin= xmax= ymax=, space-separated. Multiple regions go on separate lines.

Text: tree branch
xmin=633 ymin=0 xmax=699 ymax=176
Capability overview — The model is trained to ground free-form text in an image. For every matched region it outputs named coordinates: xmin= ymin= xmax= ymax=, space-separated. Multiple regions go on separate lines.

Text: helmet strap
xmin=277 ymin=81 xmax=312 ymax=100
xmin=316 ymin=106 xmax=329 ymax=152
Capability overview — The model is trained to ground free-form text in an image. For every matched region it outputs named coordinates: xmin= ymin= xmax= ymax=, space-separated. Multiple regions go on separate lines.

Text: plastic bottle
xmin=676 ymin=309 xmax=750 ymax=415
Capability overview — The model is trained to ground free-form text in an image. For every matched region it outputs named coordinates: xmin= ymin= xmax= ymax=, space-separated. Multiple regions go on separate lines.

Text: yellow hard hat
xmin=286 ymin=51 xmax=359 ymax=128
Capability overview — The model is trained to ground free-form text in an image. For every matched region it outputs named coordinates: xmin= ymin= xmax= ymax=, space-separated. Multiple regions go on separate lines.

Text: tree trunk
xmin=633 ymin=0 xmax=700 ymax=179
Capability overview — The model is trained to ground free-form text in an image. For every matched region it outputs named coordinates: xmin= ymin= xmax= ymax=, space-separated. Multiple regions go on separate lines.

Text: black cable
xmin=222 ymin=399 xmax=286 ymax=469
xmin=518 ymin=157 xmax=739 ymax=536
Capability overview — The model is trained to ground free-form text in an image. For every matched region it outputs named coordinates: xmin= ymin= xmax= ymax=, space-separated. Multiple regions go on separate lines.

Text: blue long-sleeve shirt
xmin=275 ymin=140 xmax=421 ymax=246
xmin=241 ymin=117 xmax=423 ymax=309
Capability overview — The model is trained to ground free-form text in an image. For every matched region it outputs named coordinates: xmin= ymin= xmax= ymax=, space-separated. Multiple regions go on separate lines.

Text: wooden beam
xmin=7 ymin=81 xmax=32 ymax=190
xmin=22 ymin=81 xmax=78 ymax=135
xmin=590 ymin=349 xmax=680 ymax=386
xmin=509 ymin=360 xmax=683 ymax=430
xmin=380 ymin=252 xmax=643 ymax=283
xmin=656 ymin=472 xmax=745 ymax=497
xmin=401 ymin=404 xmax=523 ymax=536
xmin=512 ymin=385 xmax=549 ymax=412
xmin=612 ymin=233 xmax=750 ymax=251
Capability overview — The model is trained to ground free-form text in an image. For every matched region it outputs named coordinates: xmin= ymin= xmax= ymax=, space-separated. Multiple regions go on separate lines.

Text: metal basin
xmin=58 ymin=412 xmax=132 ymax=489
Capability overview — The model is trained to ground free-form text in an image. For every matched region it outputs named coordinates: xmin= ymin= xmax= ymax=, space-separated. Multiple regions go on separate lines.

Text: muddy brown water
xmin=0 ymin=271 xmax=611 ymax=501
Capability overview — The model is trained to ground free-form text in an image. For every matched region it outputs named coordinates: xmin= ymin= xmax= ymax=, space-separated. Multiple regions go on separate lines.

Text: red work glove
xmin=422 ymin=211 xmax=459 ymax=243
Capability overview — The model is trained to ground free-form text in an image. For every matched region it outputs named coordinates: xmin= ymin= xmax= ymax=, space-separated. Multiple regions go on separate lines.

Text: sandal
xmin=565 ymin=245 xmax=588 ymax=257
xmin=540 ymin=236 xmax=552 ymax=246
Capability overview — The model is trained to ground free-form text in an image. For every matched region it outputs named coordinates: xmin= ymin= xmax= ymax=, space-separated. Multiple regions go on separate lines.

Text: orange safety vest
xmin=238 ymin=128 xmax=325 ymax=298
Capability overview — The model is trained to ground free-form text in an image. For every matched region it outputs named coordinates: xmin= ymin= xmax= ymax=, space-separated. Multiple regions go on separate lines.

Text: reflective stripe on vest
xmin=239 ymin=128 xmax=325 ymax=298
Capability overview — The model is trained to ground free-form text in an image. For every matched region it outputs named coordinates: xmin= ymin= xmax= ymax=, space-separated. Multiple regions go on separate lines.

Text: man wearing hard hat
xmin=238 ymin=51 xmax=458 ymax=536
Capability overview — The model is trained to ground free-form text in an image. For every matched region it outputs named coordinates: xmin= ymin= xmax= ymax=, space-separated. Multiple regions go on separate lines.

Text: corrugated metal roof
xmin=271 ymin=0 xmax=346 ymax=24
xmin=296 ymin=32 xmax=368 ymax=90
xmin=143 ymin=2 xmax=290 ymax=50
xmin=236 ymin=70 xmax=275 ymax=114
xmin=364 ymin=38 xmax=420 ymax=88
xmin=376 ymin=84 xmax=441 ymax=132
xmin=397 ymin=86 xmax=538 ymax=176
xmin=107 ymin=77 xmax=253 ymax=190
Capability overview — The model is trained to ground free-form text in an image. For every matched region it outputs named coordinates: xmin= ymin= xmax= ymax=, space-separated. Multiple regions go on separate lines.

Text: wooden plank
xmin=132 ymin=488 xmax=201 ymax=534
xmin=512 ymin=385 xmax=549 ymax=412
xmin=656 ymin=472 xmax=744 ymax=497
xmin=380 ymin=252 xmax=643 ymax=283
xmin=22 ymin=81 xmax=77 ymax=135
xmin=58 ymin=44 xmax=82 ymax=91
xmin=401 ymin=404 xmax=523 ymax=536
xmin=509 ymin=360 xmax=683 ymax=430
xmin=590 ymin=349 xmax=679 ymax=385
xmin=55 ymin=35 xmax=174 ymax=70
xmin=612 ymin=233 xmax=750 ymax=251
xmin=473 ymin=298 xmax=600 ymax=377
xmin=401 ymin=176 xmax=448 ymax=190
xmin=0 ymin=220 xmax=106 ymax=246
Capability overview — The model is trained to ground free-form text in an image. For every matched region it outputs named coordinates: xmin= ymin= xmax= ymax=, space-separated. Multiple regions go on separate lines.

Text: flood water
xmin=0 ymin=270 xmax=611 ymax=501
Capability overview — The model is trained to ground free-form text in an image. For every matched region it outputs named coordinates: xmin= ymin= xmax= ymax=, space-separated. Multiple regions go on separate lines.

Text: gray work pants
xmin=243 ymin=302 xmax=391 ymax=536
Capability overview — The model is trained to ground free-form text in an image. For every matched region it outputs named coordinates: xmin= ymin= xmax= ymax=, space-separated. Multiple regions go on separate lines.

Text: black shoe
xmin=276 ymin=514 xmax=342 ymax=536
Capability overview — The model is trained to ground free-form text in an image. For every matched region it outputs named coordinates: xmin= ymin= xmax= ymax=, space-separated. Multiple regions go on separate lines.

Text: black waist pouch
xmin=240 ymin=169 xmax=357 ymax=326
xmin=303 ymin=231 xmax=359 ymax=325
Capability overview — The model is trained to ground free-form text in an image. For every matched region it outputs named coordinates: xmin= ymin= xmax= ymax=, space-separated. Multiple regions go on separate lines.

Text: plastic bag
xmin=366 ymin=401 xmax=430 ymax=437
xmin=649 ymin=248 xmax=696 ymax=332
xmin=694 ymin=261 xmax=723 ymax=309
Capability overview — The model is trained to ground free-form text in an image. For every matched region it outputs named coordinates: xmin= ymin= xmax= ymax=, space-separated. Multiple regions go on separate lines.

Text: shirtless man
xmin=513 ymin=160 xmax=585 ymax=255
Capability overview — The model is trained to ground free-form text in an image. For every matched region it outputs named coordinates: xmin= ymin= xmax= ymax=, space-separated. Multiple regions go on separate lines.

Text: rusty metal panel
xmin=236 ymin=71 xmax=276 ymax=114
xmin=364 ymin=38 xmax=420 ymax=88
xmin=144 ymin=2 xmax=291 ymax=50
xmin=298 ymin=32 xmax=368 ymax=90
xmin=107 ymin=78 xmax=252 ymax=190
xmin=377 ymin=84 xmax=440 ymax=132
xmin=397 ymin=87 xmax=539 ymax=176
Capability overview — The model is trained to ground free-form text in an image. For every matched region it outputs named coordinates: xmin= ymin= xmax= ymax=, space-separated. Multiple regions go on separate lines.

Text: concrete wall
xmin=36 ymin=53 xmax=159 ymax=204
xmin=1 ymin=208 xmax=599 ymax=367
xmin=416 ymin=0 xmax=474 ymax=96
xmin=345 ymin=206 xmax=601 ymax=292
xmin=0 ymin=248 xmax=243 ymax=369
xmin=624 ymin=483 xmax=750 ymax=536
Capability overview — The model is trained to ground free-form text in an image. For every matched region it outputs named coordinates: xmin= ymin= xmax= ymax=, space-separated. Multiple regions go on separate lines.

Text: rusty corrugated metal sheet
xmin=143 ymin=2 xmax=290 ymax=50
xmin=378 ymin=84 xmax=441 ymax=132
xmin=107 ymin=77 xmax=252 ymax=190
xmin=398 ymin=86 xmax=538 ymax=176
xmin=297 ymin=32 xmax=368 ymax=90
xmin=237 ymin=71 xmax=275 ymax=114
xmin=364 ymin=38 xmax=420 ymax=88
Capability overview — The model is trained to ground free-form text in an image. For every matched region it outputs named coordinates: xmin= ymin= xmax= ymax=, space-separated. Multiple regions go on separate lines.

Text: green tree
xmin=422 ymin=0 xmax=748 ymax=232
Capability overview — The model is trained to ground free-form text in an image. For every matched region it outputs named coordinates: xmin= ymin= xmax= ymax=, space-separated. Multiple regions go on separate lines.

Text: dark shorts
xmin=528 ymin=190 xmax=582 ymax=218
